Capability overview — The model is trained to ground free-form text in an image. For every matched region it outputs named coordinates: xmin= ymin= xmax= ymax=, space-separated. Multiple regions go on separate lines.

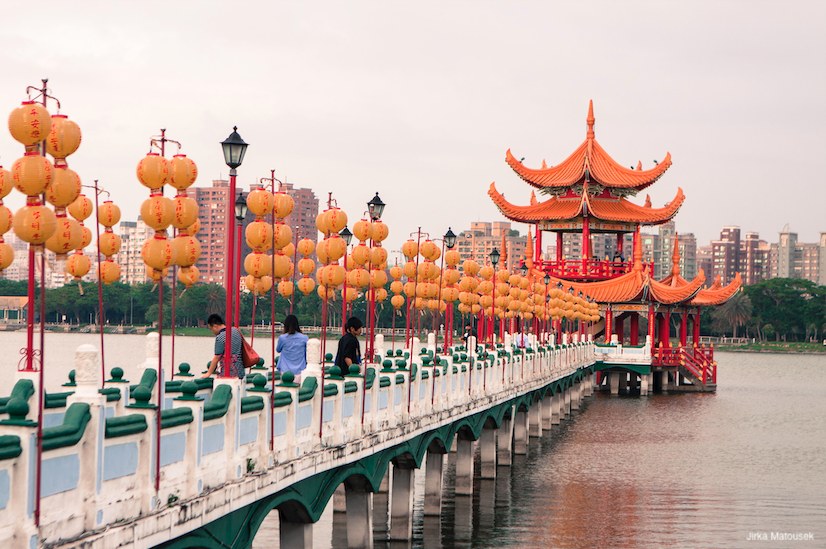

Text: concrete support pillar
xmin=333 ymin=484 xmax=346 ymax=512
xmin=345 ymin=483 xmax=374 ymax=549
xmin=389 ymin=465 xmax=415 ymax=540
xmin=279 ymin=517 xmax=313 ymax=549
xmin=455 ymin=437 xmax=475 ymax=495
xmin=618 ymin=372 xmax=628 ymax=393
xmin=541 ymin=397 xmax=552 ymax=430
xmin=640 ymin=373 xmax=651 ymax=396
xmin=424 ymin=452 xmax=445 ymax=516
xmin=496 ymin=410 xmax=514 ymax=466
xmin=610 ymin=373 xmax=620 ymax=395
xmin=529 ymin=401 xmax=542 ymax=437
xmin=480 ymin=428 xmax=497 ymax=479
xmin=660 ymin=370 xmax=670 ymax=392
xmin=513 ymin=410 xmax=528 ymax=454
xmin=551 ymin=393 xmax=561 ymax=425
xmin=564 ymin=387 xmax=571 ymax=416
xmin=571 ymin=381 xmax=580 ymax=410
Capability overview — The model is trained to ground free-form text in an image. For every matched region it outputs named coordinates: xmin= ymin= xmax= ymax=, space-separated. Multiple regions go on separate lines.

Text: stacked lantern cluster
xmin=296 ymin=238 xmax=316 ymax=296
xmin=457 ymin=259 xmax=481 ymax=315
xmin=389 ymin=262 xmax=404 ymax=310
xmin=273 ymin=189 xmax=296 ymax=298
xmin=547 ymin=286 xmax=600 ymax=325
xmin=5 ymin=101 xmax=87 ymax=277
xmin=346 ymin=218 xmax=372 ymax=304
xmin=315 ymin=208 xmax=348 ymax=301
xmin=494 ymin=268 xmax=511 ymax=321
xmin=351 ymin=216 xmax=389 ymax=303
xmin=243 ymin=185 xmax=274 ymax=296
xmin=65 ymin=194 xmax=93 ymax=281
xmin=0 ymin=166 xmax=12 ymax=272
xmin=137 ymin=151 xmax=199 ymax=284
xmin=441 ymin=247 xmax=461 ymax=310
xmin=401 ymin=239 xmax=443 ymax=313
xmin=96 ymin=201 xmax=121 ymax=284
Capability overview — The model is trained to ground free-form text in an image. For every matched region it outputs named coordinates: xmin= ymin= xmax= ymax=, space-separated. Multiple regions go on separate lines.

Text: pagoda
xmin=488 ymin=101 xmax=742 ymax=391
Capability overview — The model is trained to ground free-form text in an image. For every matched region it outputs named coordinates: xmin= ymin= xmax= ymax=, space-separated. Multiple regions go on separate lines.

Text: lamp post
xmin=543 ymin=273 xmax=551 ymax=343
xmin=220 ymin=127 xmax=248 ymax=378
xmin=442 ymin=228 xmax=457 ymax=351
xmin=339 ymin=226 xmax=353 ymax=334
xmin=234 ymin=192 xmax=248 ymax=329
xmin=489 ymin=247 xmax=500 ymax=347
xmin=365 ymin=193 xmax=385 ymax=362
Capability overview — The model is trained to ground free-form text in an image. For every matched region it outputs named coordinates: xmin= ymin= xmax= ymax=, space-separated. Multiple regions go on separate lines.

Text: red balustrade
xmin=541 ymin=259 xmax=654 ymax=281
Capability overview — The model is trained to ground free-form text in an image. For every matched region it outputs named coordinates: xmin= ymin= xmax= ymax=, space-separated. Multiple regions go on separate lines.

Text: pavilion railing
xmin=540 ymin=259 xmax=654 ymax=281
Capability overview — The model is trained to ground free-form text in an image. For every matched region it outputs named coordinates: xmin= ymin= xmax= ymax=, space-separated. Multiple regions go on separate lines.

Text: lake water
xmin=2 ymin=334 xmax=823 ymax=548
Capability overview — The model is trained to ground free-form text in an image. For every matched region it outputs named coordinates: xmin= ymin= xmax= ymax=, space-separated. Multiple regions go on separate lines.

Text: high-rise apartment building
xmin=710 ymin=226 xmax=741 ymax=285
xmin=677 ymin=233 xmax=698 ymax=281
xmin=637 ymin=221 xmax=697 ymax=280
xmin=191 ymin=179 xmax=238 ymax=285
xmin=279 ymin=182 xmax=319 ymax=244
xmin=770 ymin=228 xmax=823 ymax=283
xmin=456 ymin=222 xmax=526 ymax=271
xmin=741 ymin=232 xmax=770 ymax=285
xmin=117 ymin=219 xmax=154 ymax=285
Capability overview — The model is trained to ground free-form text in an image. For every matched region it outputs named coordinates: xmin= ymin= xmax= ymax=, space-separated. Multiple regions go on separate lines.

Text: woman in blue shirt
xmin=276 ymin=315 xmax=308 ymax=379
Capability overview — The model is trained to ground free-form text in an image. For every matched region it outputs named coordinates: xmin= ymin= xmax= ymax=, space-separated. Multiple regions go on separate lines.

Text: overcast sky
xmin=1 ymin=0 xmax=824 ymax=256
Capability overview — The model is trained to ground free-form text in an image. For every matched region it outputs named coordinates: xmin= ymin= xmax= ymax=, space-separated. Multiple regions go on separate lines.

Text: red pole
xmin=290 ymin=223 xmax=299 ymax=314
xmin=342 ymin=245 xmax=349 ymax=335
xmin=223 ymin=170 xmax=237 ymax=378
xmin=235 ymin=224 xmax=242 ymax=329
xmin=93 ymin=182 xmax=106 ymax=384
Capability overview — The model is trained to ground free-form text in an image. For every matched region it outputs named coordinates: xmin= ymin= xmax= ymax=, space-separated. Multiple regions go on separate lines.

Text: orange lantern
xmin=352 ymin=244 xmax=370 ymax=266
xmin=371 ymin=269 xmax=387 ymax=288
xmin=278 ymin=280 xmax=293 ymax=298
xmin=462 ymin=259 xmax=479 ymax=276
xmin=168 ymin=155 xmax=198 ymax=190
xmin=142 ymin=236 xmax=173 ymax=270
xmin=282 ymin=241 xmax=295 ymax=259
xmin=353 ymin=219 xmax=372 ymax=242
xmin=0 ymin=166 xmax=11 ymax=199
xmin=186 ymin=218 xmax=201 ymax=237
xmin=444 ymin=268 xmax=461 ymax=285
xmin=370 ymin=246 xmax=388 ymax=266
xmin=272 ymin=253 xmax=291 ymax=278
xmin=389 ymin=264 xmax=403 ymax=280
xmin=68 ymin=194 xmax=93 ymax=221
xmin=99 ymin=260 xmax=120 ymax=285
xmin=171 ymin=235 xmax=200 ymax=267
xmin=139 ymin=196 xmax=170 ymax=231
xmin=179 ymin=265 xmax=201 ymax=288
xmin=297 ymin=257 xmax=315 ymax=276
xmin=402 ymin=260 xmax=417 ymax=279
xmin=403 ymin=281 xmax=416 ymax=297
xmin=371 ymin=220 xmax=389 ymax=242
xmin=66 ymin=251 xmax=90 ymax=280
xmin=297 ymin=238 xmax=315 ymax=257
xmin=246 ymin=220 xmax=273 ymax=251
xmin=170 ymin=195 xmax=198 ymax=229
xmin=341 ymin=286 xmax=358 ymax=303
xmin=376 ymin=288 xmax=388 ymax=302
xmin=273 ymin=193 xmax=294 ymax=219
xmin=78 ymin=225 xmax=92 ymax=249
xmin=348 ymin=268 xmax=370 ymax=288
xmin=297 ymin=277 xmax=316 ymax=295
xmin=444 ymin=249 xmax=461 ymax=267
xmin=323 ymin=235 xmax=346 ymax=262
xmin=402 ymin=240 xmax=418 ymax=259
xmin=11 ymin=153 xmax=53 ymax=196
xmin=324 ymin=208 xmax=348 ymax=234
xmin=317 ymin=264 xmax=345 ymax=287
xmin=136 ymin=153 xmax=168 ymax=190
xmin=315 ymin=212 xmax=328 ymax=235
xmin=44 ymin=217 xmax=81 ymax=256
xmin=479 ymin=265 xmax=494 ymax=280
xmin=8 ymin=102 xmax=51 ymax=147
xmin=13 ymin=203 xmax=56 ymax=244
xmin=257 ymin=275 xmax=273 ymax=295
xmin=46 ymin=167 xmax=81 ymax=208
xmin=246 ymin=187 xmax=273 ymax=217
xmin=272 ymin=223 xmax=292 ymax=250
xmin=244 ymin=252 xmax=271 ymax=278
xmin=390 ymin=280 xmax=404 ymax=295
xmin=420 ymin=240 xmax=438 ymax=261
xmin=0 ymin=241 xmax=13 ymax=271
xmin=0 ymin=205 xmax=11 ymax=235
xmin=145 ymin=265 xmax=169 ymax=282
xmin=391 ymin=294 xmax=405 ymax=309
xmin=46 ymin=115 xmax=81 ymax=161
xmin=98 ymin=200 xmax=121 ymax=228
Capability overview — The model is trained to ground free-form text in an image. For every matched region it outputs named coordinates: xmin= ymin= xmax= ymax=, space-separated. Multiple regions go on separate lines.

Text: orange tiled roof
xmin=648 ymin=271 xmax=706 ymax=304
xmin=506 ymin=101 xmax=672 ymax=191
xmin=488 ymin=182 xmax=683 ymax=225
xmin=689 ymin=273 xmax=742 ymax=306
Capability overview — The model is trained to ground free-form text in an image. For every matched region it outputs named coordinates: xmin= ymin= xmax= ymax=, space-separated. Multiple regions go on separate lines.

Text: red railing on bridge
xmin=653 ymin=345 xmax=716 ymax=385
xmin=540 ymin=259 xmax=654 ymax=281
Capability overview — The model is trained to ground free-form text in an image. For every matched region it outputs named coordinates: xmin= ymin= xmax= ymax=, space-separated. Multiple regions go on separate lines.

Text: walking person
xmin=276 ymin=314 xmax=308 ymax=382
xmin=335 ymin=317 xmax=363 ymax=371
xmin=203 ymin=314 xmax=244 ymax=379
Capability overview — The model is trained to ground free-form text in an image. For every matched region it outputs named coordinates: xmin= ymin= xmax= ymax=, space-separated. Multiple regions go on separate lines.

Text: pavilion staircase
xmin=654 ymin=345 xmax=717 ymax=389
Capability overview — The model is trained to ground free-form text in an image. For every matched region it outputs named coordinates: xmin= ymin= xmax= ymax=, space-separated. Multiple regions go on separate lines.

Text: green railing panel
xmin=42 ymin=402 xmax=91 ymax=451
xmin=203 ymin=385 xmax=232 ymax=421
xmin=105 ymin=414 xmax=147 ymax=438
xmin=161 ymin=408 xmax=193 ymax=429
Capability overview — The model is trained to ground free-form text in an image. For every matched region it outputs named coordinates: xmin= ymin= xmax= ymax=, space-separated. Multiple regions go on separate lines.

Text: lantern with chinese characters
xmin=11 ymin=153 xmax=53 ymax=196
xmin=46 ymin=167 xmax=81 ymax=210
xmin=46 ymin=115 xmax=81 ymax=164
xmin=278 ymin=280 xmax=293 ymax=298
xmin=171 ymin=234 xmax=200 ymax=268
xmin=296 ymin=239 xmax=316 ymax=295
xmin=99 ymin=260 xmax=120 ymax=285
xmin=44 ymin=216 xmax=81 ymax=258
xmin=66 ymin=251 xmax=90 ymax=281
xmin=13 ymin=201 xmax=56 ymax=245
xmin=178 ymin=265 xmax=200 ymax=288
xmin=9 ymin=101 xmax=51 ymax=148
xmin=136 ymin=153 xmax=168 ymax=190
xmin=142 ymin=236 xmax=173 ymax=271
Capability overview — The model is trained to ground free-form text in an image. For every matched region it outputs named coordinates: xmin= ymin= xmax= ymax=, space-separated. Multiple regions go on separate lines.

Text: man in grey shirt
xmin=203 ymin=314 xmax=244 ymax=379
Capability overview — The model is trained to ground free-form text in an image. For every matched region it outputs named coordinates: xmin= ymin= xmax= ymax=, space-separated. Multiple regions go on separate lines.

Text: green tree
xmin=712 ymin=291 xmax=753 ymax=337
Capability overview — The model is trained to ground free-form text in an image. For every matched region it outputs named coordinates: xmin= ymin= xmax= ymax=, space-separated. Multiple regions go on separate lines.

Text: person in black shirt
xmin=335 ymin=317 xmax=363 ymax=370
xmin=461 ymin=323 xmax=476 ymax=344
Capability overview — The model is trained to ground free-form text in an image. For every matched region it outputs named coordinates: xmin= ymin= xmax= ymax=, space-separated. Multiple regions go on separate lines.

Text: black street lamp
xmin=340 ymin=227 xmax=353 ymax=246
xmin=444 ymin=227 xmax=457 ymax=250
xmin=489 ymin=247 xmax=500 ymax=268
xmin=221 ymin=127 xmax=249 ymax=170
xmin=235 ymin=193 xmax=248 ymax=221
xmin=544 ymin=273 xmax=551 ymax=286
xmin=520 ymin=262 xmax=528 ymax=276
xmin=367 ymin=192 xmax=385 ymax=221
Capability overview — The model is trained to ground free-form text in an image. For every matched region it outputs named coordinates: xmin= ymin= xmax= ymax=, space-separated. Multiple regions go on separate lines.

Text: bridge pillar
xmin=480 ymin=426 xmax=497 ymax=478
xmin=640 ymin=373 xmax=651 ymax=395
xmin=541 ymin=396 xmax=552 ymax=430
xmin=660 ymin=370 xmax=670 ymax=392
xmin=455 ymin=435 xmax=475 ymax=495
xmin=280 ymin=517 xmax=313 ymax=549
xmin=571 ymin=381 xmax=580 ymax=410
xmin=551 ymin=392 xmax=561 ymax=425
xmin=609 ymin=373 xmax=620 ymax=395
xmin=496 ymin=407 xmax=514 ymax=466
xmin=389 ymin=460 xmax=416 ymax=540
xmin=333 ymin=484 xmax=346 ymax=512
xmin=345 ymin=477 xmax=374 ymax=549
xmin=564 ymin=386 xmax=571 ymax=416
xmin=529 ymin=401 xmax=542 ymax=437
xmin=513 ymin=409 xmax=528 ymax=454
xmin=424 ymin=451 xmax=445 ymax=515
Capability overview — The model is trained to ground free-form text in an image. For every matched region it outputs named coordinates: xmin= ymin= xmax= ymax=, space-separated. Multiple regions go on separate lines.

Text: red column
xmin=604 ymin=306 xmax=612 ymax=343
xmin=647 ymin=304 xmax=656 ymax=341
xmin=693 ymin=309 xmax=701 ymax=345
xmin=617 ymin=232 xmax=624 ymax=257
xmin=680 ymin=308 xmax=688 ymax=347
xmin=582 ymin=216 xmax=590 ymax=275
xmin=661 ymin=309 xmax=671 ymax=348
xmin=556 ymin=232 xmax=563 ymax=266
xmin=630 ymin=313 xmax=639 ymax=345
xmin=535 ymin=225 xmax=542 ymax=269
xmin=615 ymin=314 xmax=624 ymax=345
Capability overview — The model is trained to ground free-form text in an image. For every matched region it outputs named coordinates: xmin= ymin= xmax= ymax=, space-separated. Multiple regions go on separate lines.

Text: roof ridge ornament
xmin=671 ymin=233 xmax=681 ymax=280
xmin=586 ymin=100 xmax=595 ymax=139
